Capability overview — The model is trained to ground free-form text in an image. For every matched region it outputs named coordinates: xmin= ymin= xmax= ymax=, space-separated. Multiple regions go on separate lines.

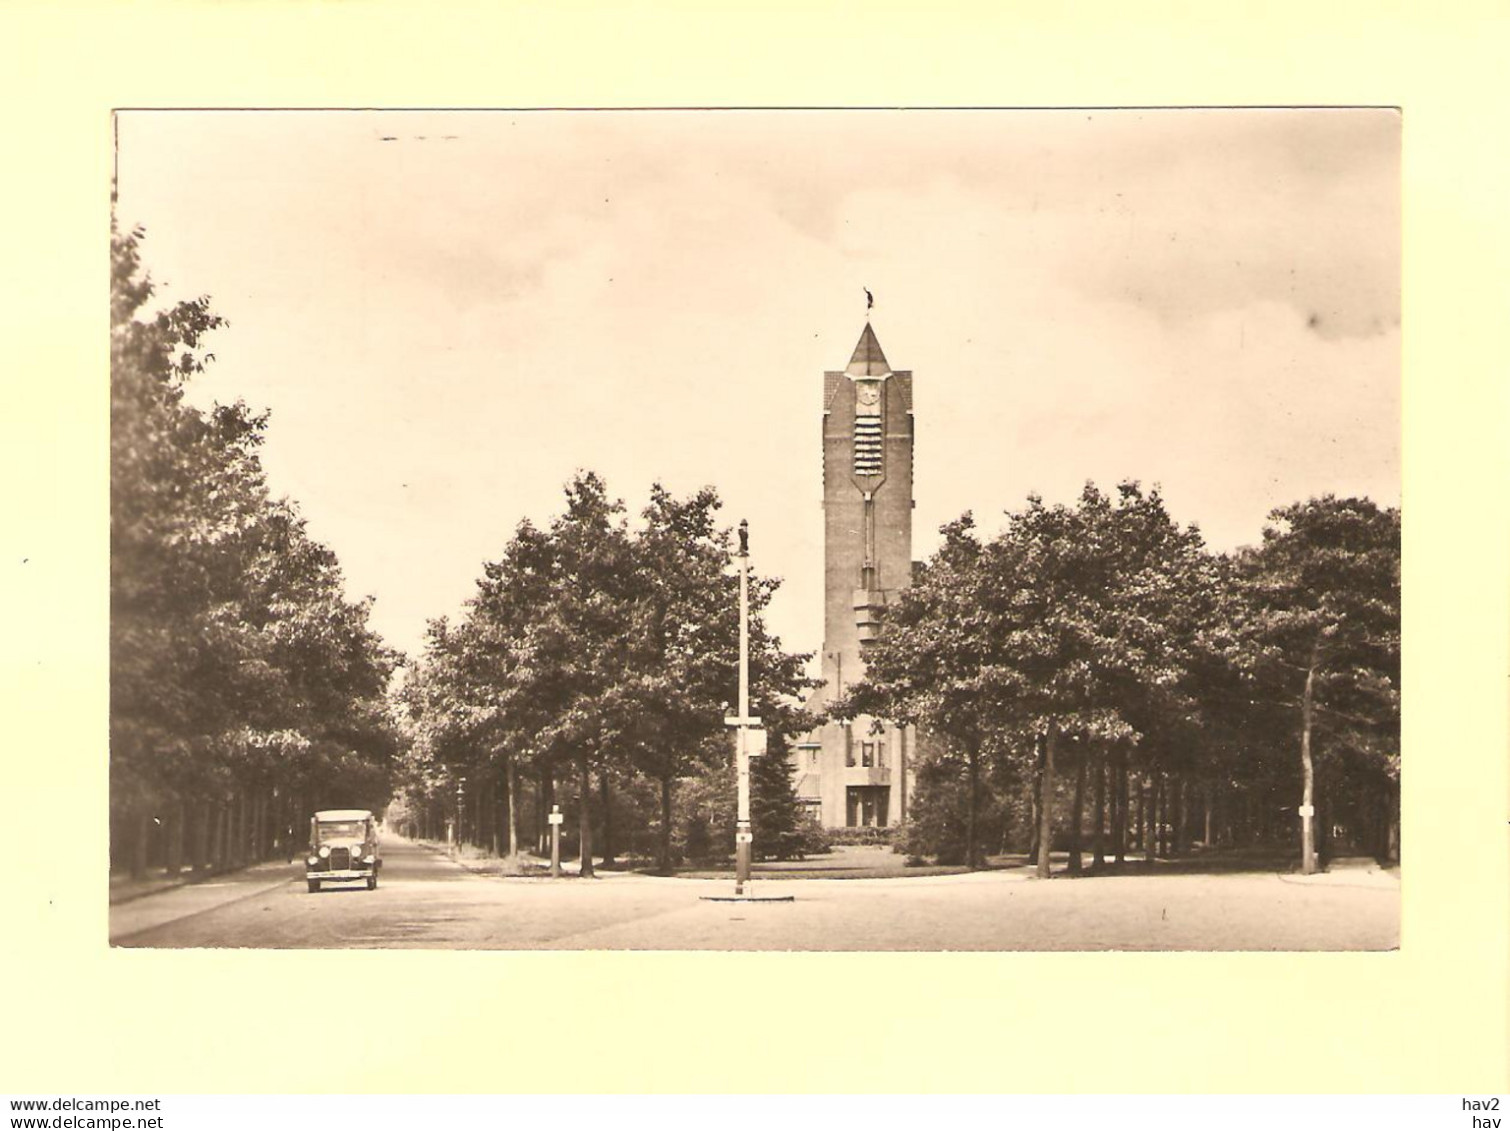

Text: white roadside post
xmin=548 ymin=804 xmax=564 ymax=878
xmin=1298 ymin=803 xmax=1316 ymax=873
xmin=723 ymin=520 xmax=768 ymax=896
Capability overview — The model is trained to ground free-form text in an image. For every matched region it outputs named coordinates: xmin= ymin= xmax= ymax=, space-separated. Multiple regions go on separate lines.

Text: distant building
xmin=793 ymin=323 xmax=919 ymax=829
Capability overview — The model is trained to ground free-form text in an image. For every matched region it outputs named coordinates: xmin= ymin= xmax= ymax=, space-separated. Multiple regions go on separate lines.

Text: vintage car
xmin=305 ymin=808 xmax=382 ymax=892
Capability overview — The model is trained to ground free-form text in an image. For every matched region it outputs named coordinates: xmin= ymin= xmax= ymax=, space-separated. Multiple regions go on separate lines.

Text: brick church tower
xmin=793 ymin=322 xmax=918 ymax=829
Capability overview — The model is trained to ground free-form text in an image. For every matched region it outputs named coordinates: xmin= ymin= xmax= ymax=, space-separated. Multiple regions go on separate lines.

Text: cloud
xmin=115 ymin=108 xmax=1399 ymax=659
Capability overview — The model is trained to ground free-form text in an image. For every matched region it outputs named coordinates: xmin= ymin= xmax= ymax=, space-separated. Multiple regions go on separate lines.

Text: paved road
xmin=110 ymin=834 xmax=1398 ymax=950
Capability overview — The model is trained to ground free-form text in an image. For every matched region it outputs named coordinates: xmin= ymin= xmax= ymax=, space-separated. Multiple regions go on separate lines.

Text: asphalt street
xmin=109 ymin=834 xmax=1399 ymax=950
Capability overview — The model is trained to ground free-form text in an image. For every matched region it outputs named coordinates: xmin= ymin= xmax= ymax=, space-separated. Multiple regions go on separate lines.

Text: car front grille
xmin=330 ymin=847 xmax=352 ymax=870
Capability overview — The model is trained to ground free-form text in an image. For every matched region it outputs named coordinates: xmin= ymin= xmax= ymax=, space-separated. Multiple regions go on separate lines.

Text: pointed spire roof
xmin=845 ymin=323 xmax=892 ymax=377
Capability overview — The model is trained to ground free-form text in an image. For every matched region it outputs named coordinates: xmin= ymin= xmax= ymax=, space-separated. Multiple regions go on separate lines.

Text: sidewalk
xmin=110 ymin=853 xmax=303 ymax=904
xmin=108 ymin=858 xmax=301 ymax=943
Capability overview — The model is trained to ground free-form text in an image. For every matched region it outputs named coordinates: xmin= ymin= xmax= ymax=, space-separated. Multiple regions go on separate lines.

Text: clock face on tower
xmin=857 ymin=383 xmax=880 ymax=408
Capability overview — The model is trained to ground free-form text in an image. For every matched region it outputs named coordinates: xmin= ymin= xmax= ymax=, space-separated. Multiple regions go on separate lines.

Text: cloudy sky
xmin=114 ymin=108 xmax=1399 ymax=665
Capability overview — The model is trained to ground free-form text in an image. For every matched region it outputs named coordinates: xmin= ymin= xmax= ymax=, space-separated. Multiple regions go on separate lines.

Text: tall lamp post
xmin=724 ymin=520 xmax=762 ymax=895
xmin=455 ymin=775 xmax=466 ymax=852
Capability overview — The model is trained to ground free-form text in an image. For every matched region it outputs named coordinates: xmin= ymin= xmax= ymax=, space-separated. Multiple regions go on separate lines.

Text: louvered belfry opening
xmin=854 ymin=402 xmax=883 ymax=475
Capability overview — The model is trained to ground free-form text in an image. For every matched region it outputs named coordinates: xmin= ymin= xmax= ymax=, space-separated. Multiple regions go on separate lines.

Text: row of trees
xmin=396 ymin=475 xmax=818 ymax=874
xmin=840 ymin=484 xmax=1400 ymax=875
xmin=110 ymin=218 xmax=1397 ymax=885
xmin=110 ymin=220 xmax=400 ymax=879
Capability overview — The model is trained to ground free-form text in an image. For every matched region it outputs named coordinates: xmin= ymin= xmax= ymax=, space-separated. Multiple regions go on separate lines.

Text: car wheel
xmin=367 ymin=875 xmax=377 ymax=890
xmin=307 ymin=880 xmax=320 ymax=893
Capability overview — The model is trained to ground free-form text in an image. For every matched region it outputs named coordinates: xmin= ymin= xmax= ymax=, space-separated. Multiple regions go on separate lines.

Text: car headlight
xmin=318 ymin=845 xmax=331 ymax=858
xmin=363 ymin=854 xmax=376 ymax=864
xmin=307 ymin=855 xmax=319 ymax=867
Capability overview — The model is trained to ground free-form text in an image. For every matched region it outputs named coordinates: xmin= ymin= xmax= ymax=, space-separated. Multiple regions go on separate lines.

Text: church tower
xmin=793 ymin=322 xmax=917 ymax=829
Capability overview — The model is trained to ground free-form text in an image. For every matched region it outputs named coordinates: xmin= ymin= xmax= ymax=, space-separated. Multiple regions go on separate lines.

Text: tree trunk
xmin=1027 ymin=736 xmax=1043 ymax=861
xmin=1091 ymin=752 xmax=1106 ymax=870
xmin=1377 ymin=781 xmax=1397 ymax=863
xmin=1035 ymin=724 xmax=1057 ymax=879
xmin=479 ymin=769 xmax=493 ymax=854
xmin=1179 ymin=780 xmax=1190 ymax=854
xmin=231 ymin=793 xmax=242 ymax=866
xmin=1068 ymin=745 xmax=1086 ymax=874
xmin=1171 ymin=774 xmax=1184 ymax=857
xmin=131 ymin=809 xmax=150 ymax=879
xmin=1157 ymin=776 xmax=1170 ymax=857
xmin=1181 ymin=778 xmax=1190 ymax=853
xmin=1114 ymin=752 xmax=1128 ymax=865
xmin=1387 ymin=782 xmax=1400 ymax=862
xmin=237 ymin=792 xmax=251 ymax=865
xmin=250 ymin=792 xmax=261 ymax=862
xmin=1136 ymin=775 xmax=1147 ymax=854
xmin=659 ymin=773 xmax=675 ymax=874
xmin=165 ymin=802 xmax=184 ymax=878
xmin=495 ymin=759 xmax=507 ymax=856
xmin=221 ymin=798 xmax=234 ymax=868
xmin=598 ymin=771 xmax=615 ymax=868
xmin=1300 ymin=649 xmax=1319 ymax=874
xmin=1026 ymin=762 xmax=1040 ymax=863
xmin=966 ymin=746 xmax=980 ymax=869
xmin=202 ymin=797 xmax=217 ymax=869
xmin=506 ymin=757 xmax=519 ymax=858
xmin=193 ymin=807 xmax=212 ymax=876
xmin=223 ymin=799 xmax=235 ymax=867
xmin=1167 ymin=777 xmax=1176 ymax=855
xmin=577 ymin=759 xmax=594 ymax=878
xmin=1141 ymin=779 xmax=1153 ymax=857
xmin=1142 ymin=776 xmax=1155 ymax=865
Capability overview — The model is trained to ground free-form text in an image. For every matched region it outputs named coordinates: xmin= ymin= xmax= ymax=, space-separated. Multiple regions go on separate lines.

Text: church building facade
xmin=792 ymin=323 xmax=919 ymax=829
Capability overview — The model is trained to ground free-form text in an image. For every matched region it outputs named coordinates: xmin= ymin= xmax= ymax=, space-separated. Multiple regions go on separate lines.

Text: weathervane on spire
xmin=864 ymin=287 xmax=874 ymax=319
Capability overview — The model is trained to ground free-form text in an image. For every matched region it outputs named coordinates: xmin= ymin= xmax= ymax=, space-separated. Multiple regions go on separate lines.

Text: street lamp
xmin=723 ymin=519 xmax=765 ymax=895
